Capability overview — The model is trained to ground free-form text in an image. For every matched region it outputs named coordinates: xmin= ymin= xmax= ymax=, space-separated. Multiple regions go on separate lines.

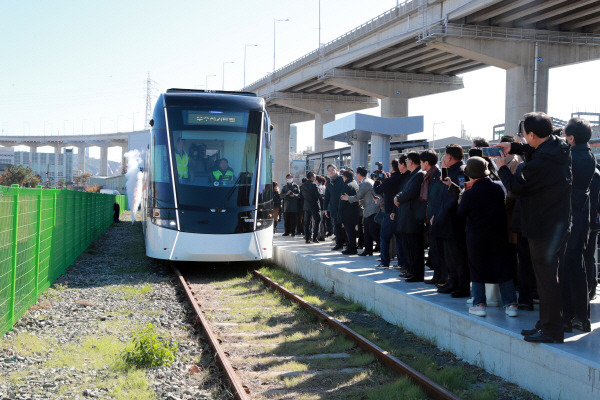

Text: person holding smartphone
xmin=496 ymin=112 xmax=571 ymax=344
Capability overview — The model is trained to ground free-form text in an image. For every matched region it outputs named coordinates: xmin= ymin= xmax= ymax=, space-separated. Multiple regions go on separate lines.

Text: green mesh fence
xmin=0 ymin=185 xmax=119 ymax=336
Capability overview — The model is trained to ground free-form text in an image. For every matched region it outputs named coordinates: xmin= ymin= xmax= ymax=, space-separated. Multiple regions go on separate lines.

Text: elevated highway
xmin=244 ymin=0 xmax=600 ymax=180
xmin=0 ymin=131 xmax=149 ymax=176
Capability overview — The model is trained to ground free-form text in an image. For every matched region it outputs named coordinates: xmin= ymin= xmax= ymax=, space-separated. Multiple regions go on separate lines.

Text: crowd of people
xmin=272 ymin=112 xmax=599 ymax=344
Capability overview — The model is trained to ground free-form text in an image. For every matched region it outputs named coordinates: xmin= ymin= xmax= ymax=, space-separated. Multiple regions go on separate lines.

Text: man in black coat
xmin=394 ymin=152 xmax=426 ymax=282
xmin=324 ymin=164 xmax=346 ymax=251
xmin=433 ymin=144 xmax=470 ymax=298
xmin=300 ymin=171 xmax=322 ymax=244
xmin=585 ymin=166 xmax=600 ymax=300
xmin=373 ymin=157 xmax=408 ymax=268
xmin=339 ymin=169 xmax=360 ymax=254
xmin=281 ymin=174 xmax=300 ymax=236
xmin=561 ymin=118 xmax=596 ymax=332
xmin=497 ymin=112 xmax=571 ymax=344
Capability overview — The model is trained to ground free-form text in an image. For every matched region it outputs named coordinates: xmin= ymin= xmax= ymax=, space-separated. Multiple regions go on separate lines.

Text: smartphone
xmin=517 ymin=120 xmax=524 ymax=138
xmin=458 ymin=175 xmax=465 ymax=189
xmin=441 ymin=167 xmax=448 ymax=180
xmin=481 ymin=147 xmax=503 ymax=157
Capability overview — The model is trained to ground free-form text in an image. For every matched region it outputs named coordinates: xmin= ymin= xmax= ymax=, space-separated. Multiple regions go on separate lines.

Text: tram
xmin=142 ymin=89 xmax=274 ymax=261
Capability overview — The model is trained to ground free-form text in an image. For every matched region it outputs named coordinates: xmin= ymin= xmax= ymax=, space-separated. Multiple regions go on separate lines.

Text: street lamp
xmin=206 ymin=74 xmax=216 ymax=91
xmin=222 ymin=62 xmax=234 ymax=90
xmin=432 ymin=121 xmax=445 ymax=151
xmin=244 ymin=44 xmax=257 ymax=88
xmin=273 ymin=18 xmax=289 ymax=72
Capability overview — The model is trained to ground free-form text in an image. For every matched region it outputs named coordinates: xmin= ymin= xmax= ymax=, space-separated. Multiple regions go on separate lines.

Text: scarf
xmin=420 ymin=164 xmax=439 ymax=202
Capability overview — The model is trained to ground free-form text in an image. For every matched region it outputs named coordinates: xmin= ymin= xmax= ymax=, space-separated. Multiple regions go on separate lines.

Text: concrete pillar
xmin=78 ymin=146 xmax=86 ymax=174
xmin=121 ymin=143 xmax=129 ymax=174
xmin=29 ymin=145 xmax=37 ymax=168
xmin=271 ymin=115 xmax=291 ymax=185
xmin=381 ymin=97 xmax=409 ymax=118
xmin=371 ymin=134 xmax=391 ymax=174
xmin=54 ymin=145 xmax=61 ymax=186
xmin=100 ymin=145 xmax=108 ymax=176
xmin=505 ymin=62 xmax=549 ymax=135
xmin=350 ymin=139 xmax=369 ymax=172
xmin=315 ymin=112 xmax=336 ymax=152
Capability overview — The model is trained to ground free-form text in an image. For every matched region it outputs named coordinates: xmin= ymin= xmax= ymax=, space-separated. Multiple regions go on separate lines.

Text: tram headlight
xmin=150 ymin=208 xmax=177 ymax=230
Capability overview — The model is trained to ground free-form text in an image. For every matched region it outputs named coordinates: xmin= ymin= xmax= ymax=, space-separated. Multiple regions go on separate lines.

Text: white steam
xmin=124 ymin=150 xmax=144 ymax=224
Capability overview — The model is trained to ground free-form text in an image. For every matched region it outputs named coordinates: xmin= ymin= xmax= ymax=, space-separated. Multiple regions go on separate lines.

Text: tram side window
xmin=152 ymin=138 xmax=171 ymax=184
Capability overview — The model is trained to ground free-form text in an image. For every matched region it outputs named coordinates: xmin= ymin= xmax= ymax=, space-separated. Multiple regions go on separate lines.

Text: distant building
xmin=88 ymin=175 xmax=126 ymax=194
xmin=0 ymin=147 xmax=15 ymax=174
xmin=13 ymin=149 xmax=74 ymax=184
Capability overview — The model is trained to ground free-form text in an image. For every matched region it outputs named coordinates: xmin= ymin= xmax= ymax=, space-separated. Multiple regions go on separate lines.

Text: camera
xmin=373 ymin=162 xmax=385 ymax=180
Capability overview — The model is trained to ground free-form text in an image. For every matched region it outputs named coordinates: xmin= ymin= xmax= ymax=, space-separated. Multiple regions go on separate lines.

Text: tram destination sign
xmin=185 ymin=111 xmax=246 ymax=127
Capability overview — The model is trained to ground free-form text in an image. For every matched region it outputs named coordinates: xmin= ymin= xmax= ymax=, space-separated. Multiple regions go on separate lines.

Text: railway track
xmin=173 ymin=263 xmax=462 ymax=400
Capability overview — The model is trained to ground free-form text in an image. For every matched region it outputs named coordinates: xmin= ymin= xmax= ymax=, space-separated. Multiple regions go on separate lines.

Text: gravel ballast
xmin=0 ymin=211 xmax=226 ymax=400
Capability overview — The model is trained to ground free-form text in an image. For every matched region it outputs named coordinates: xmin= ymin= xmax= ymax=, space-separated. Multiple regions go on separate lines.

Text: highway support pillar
xmin=100 ymin=146 xmax=108 ymax=176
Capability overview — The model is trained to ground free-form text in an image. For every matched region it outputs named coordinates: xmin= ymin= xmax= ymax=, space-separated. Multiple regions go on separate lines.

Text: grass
xmin=108 ymin=284 xmax=153 ymax=300
xmin=45 ymin=335 xmax=126 ymax=370
xmin=110 ymin=369 xmax=156 ymax=400
xmin=0 ymin=332 xmax=55 ymax=356
xmin=367 ymin=378 xmax=426 ymax=400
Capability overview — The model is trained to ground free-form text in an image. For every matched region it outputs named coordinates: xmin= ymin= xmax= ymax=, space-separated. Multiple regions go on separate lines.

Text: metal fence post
xmin=33 ymin=186 xmax=43 ymax=300
xmin=8 ymin=184 xmax=20 ymax=325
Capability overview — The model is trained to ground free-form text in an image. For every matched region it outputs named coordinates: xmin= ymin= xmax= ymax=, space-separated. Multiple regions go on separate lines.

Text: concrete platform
xmin=272 ymin=235 xmax=600 ymax=400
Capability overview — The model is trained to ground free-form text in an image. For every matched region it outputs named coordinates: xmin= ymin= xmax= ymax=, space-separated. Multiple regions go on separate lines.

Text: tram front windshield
xmin=166 ymin=108 xmax=262 ymax=209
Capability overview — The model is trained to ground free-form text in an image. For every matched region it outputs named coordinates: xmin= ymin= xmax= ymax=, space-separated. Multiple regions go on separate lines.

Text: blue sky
xmin=1 ymin=1 xmax=599 ymax=161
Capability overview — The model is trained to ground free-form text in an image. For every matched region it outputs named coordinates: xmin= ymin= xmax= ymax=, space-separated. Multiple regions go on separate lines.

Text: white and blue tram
xmin=143 ymin=89 xmax=274 ymax=261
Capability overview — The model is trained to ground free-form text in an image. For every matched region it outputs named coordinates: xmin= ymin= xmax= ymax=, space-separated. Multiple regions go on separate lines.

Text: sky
xmin=1 ymin=1 xmax=599 ymax=162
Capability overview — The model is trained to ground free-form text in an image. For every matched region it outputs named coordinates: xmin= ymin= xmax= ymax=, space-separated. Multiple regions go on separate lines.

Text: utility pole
xmin=145 ymin=72 xmax=156 ymax=128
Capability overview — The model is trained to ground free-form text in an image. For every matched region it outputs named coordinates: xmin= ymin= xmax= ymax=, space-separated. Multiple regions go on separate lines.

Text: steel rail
xmin=173 ymin=265 xmax=250 ymax=400
xmin=251 ymin=269 xmax=462 ymax=400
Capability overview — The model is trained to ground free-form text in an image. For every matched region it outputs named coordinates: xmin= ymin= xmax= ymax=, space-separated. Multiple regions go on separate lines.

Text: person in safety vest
xmin=175 ymin=138 xmax=189 ymax=180
xmin=210 ymin=158 xmax=235 ymax=185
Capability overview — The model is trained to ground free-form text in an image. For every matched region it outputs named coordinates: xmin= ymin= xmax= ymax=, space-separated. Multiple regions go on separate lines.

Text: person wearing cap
xmin=456 ymin=156 xmax=518 ymax=318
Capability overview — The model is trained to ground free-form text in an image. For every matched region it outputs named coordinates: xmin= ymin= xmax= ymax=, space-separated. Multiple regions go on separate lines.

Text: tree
xmin=73 ymin=172 xmax=92 ymax=186
xmin=0 ymin=165 xmax=41 ymax=187
xmin=57 ymin=179 xmax=66 ymax=189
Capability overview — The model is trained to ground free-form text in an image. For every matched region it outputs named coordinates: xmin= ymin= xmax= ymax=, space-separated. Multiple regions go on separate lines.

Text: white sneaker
xmin=505 ymin=304 xmax=518 ymax=317
xmin=469 ymin=304 xmax=487 ymax=317
xmin=467 ymin=297 xmax=474 ymax=305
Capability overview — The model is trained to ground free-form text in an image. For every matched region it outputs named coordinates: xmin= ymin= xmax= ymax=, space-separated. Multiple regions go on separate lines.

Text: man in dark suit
xmin=281 ymin=174 xmax=300 ymax=236
xmin=324 ymin=164 xmax=346 ymax=251
xmin=433 ymin=144 xmax=470 ymax=298
xmin=300 ymin=171 xmax=322 ymax=244
xmin=585 ymin=167 xmax=600 ymax=300
xmin=339 ymin=169 xmax=360 ymax=255
xmin=394 ymin=152 xmax=426 ymax=282
xmin=497 ymin=112 xmax=571 ymax=344
xmin=561 ymin=118 xmax=596 ymax=332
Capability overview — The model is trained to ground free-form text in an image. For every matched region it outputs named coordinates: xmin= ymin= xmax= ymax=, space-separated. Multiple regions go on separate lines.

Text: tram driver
xmin=210 ymin=158 xmax=236 ymax=186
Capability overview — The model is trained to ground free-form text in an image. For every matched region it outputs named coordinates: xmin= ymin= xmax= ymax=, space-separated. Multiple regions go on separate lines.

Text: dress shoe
xmin=291 ymin=233 xmax=296 ymax=237
xmin=399 ymin=271 xmax=412 ymax=278
xmin=405 ymin=276 xmax=424 ymax=283
xmin=524 ymin=331 xmax=563 ymax=344
xmin=437 ymin=284 xmax=457 ymax=294
xmin=312 ymin=237 xmax=320 ymax=243
xmin=282 ymin=233 xmax=290 ymax=236
xmin=342 ymin=249 xmax=358 ymax=255
xmin=571 ymin=319 xmax=591 ymax=333
xmin=358 ymin=251 xmax=373 ymax=256
xmin=451 ymin=290 xmax=470 ymax=298
xmin=305 ymin=239 xmax=311 ymax=244
xmin=331 ymin=245 xmax=344 ymax=251
xmin=517 ymin=304 xmax=534 ymax=311
xmin=521 ymin=328 xmax=538 ymax=336
xmin=424 ymin=279 xmax=438 ymax=285
xmin=374 ymin=263 xmax=390 ymax=269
